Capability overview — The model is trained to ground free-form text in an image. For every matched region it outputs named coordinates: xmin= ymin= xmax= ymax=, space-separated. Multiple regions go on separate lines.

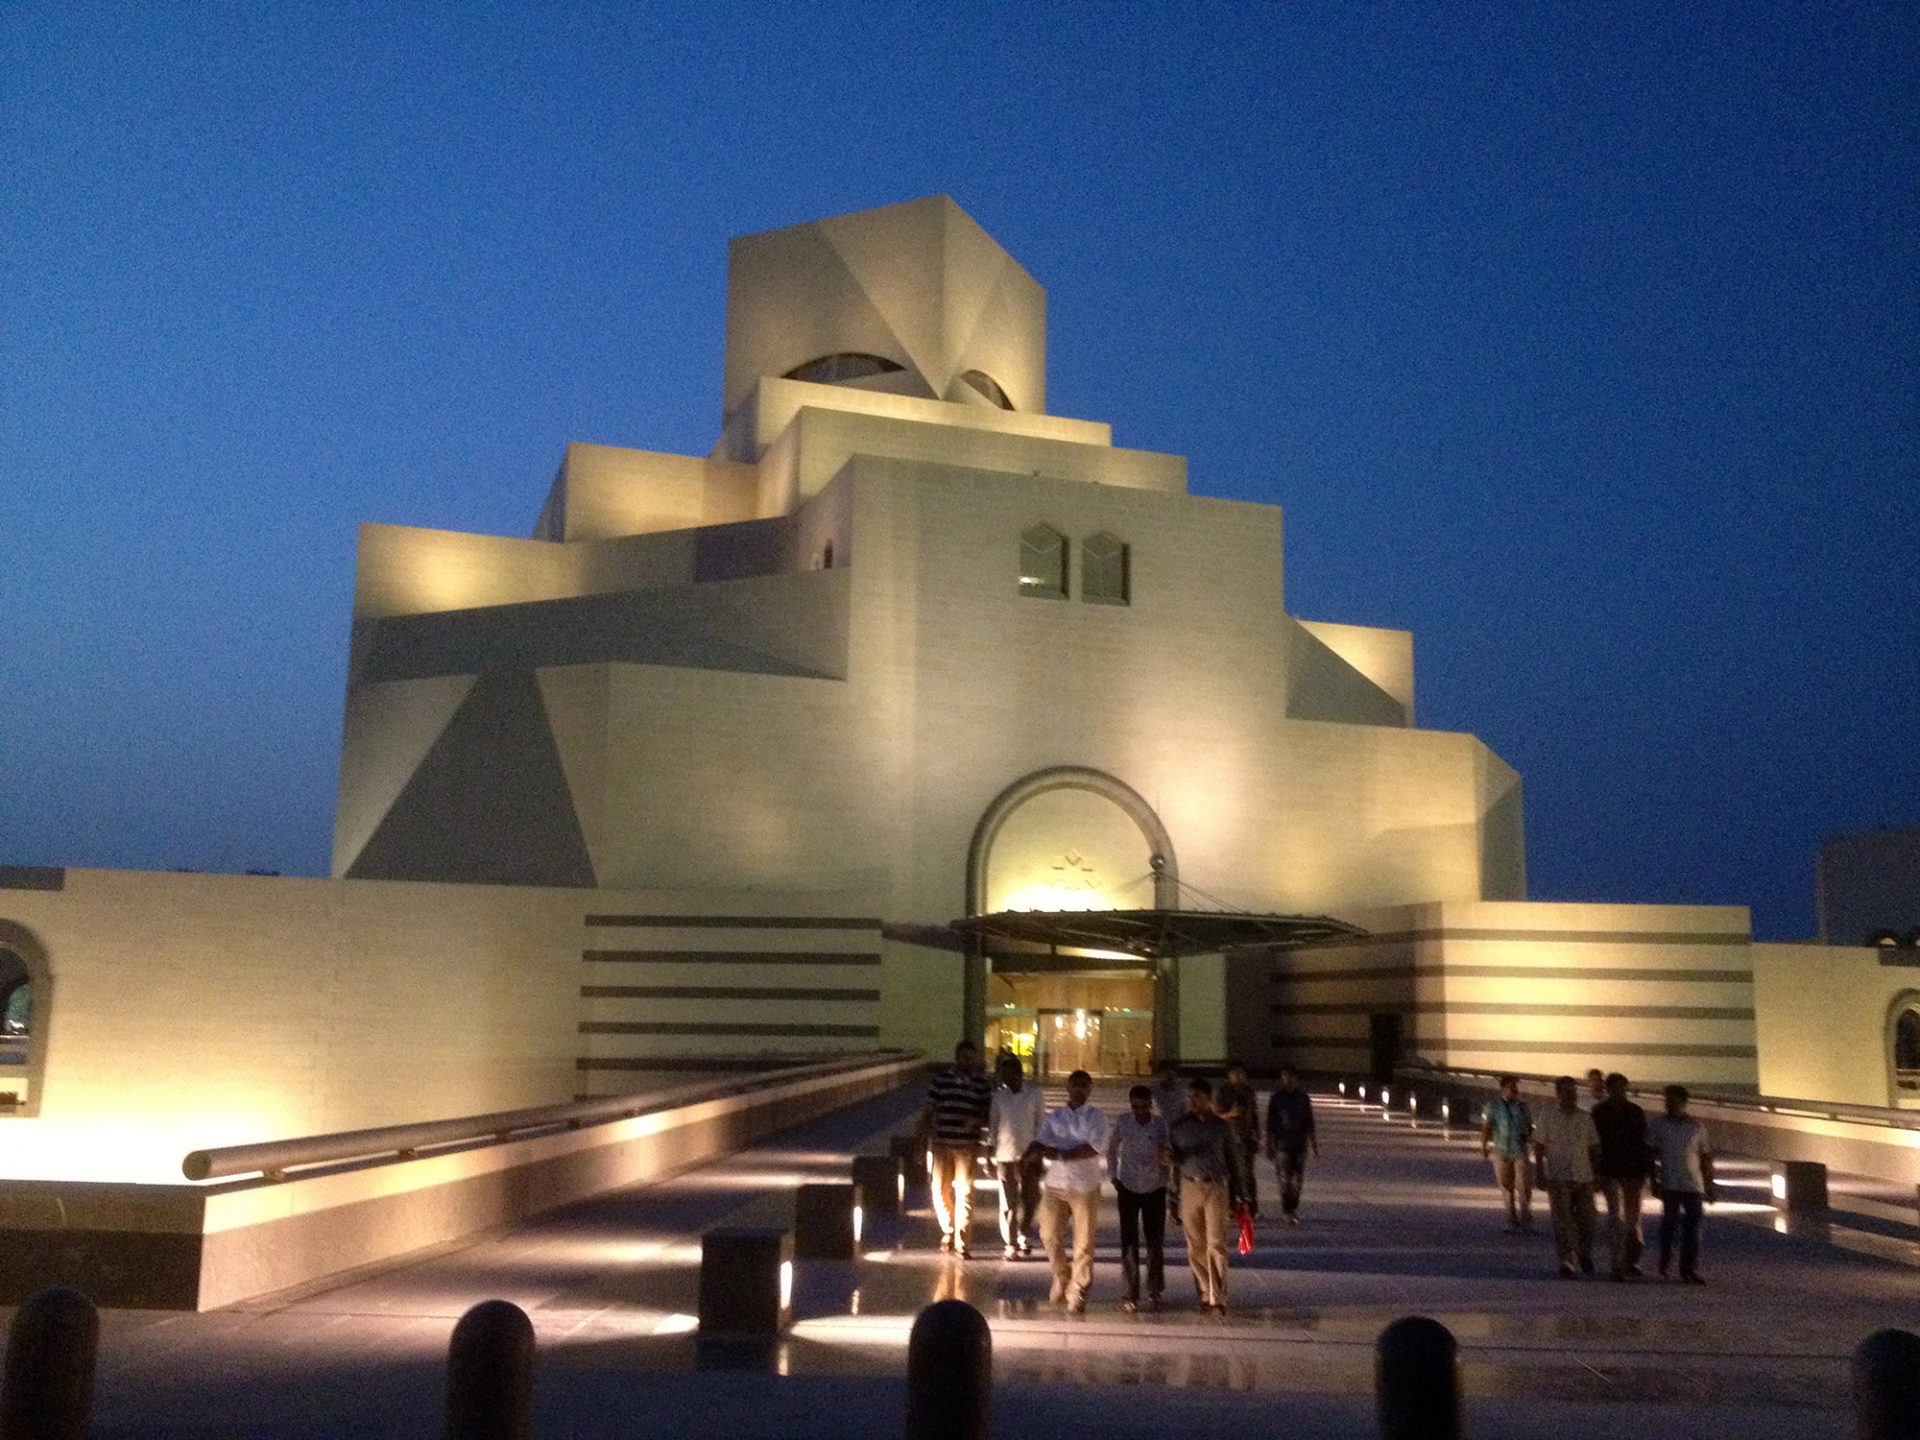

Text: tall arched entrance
xmin=965 ymin=767 xmax=1177 ymax=1077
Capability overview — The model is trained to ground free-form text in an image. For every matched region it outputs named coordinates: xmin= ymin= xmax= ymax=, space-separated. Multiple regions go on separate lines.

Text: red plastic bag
xmin=1236 ymin=1205 xmax=1255 ymax=1255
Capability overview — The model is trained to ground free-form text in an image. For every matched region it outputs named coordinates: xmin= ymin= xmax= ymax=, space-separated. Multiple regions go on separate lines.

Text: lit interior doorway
xmin=984 ymin=966 xmax=1155 ymax=1079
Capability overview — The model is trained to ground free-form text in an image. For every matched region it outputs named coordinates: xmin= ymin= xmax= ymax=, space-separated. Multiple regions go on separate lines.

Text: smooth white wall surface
xmin=1753 ymin=941 xmax=1919 ymax=1106
xmin=0 ymin=870 xmax=585 ymax=1182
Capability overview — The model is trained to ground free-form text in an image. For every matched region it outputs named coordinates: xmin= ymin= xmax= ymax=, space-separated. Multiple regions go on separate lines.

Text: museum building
xmin=6 ymin=196 xmax=1889 ymax=1185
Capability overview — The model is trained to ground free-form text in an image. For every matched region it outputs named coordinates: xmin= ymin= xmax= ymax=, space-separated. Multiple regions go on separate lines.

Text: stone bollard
xmin=796 ymin=1181 xmax=862 ymax=1260
xmin=1852 ymin=1327 xmax=1920 ymax=1440
xmin=904 ymin=1298 xmax=991 ymax=1440
xmin=0 ymin=1286 xmax=100 ymax=1440
xmin=1772 ymin=1160 xmax=1829 ymax=1212
xmin=854 ymin=1152 xmax=905 ymax=1214
xmin=1376 ymin=1314 xmax=1462 ymax=1440
xmin=445 ymin=1299 xmax=536 ymax=1440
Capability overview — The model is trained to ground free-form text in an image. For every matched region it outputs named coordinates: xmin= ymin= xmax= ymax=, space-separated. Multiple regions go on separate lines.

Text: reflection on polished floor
xmin=44 ymin=1084 xmax=1920 ymax=1438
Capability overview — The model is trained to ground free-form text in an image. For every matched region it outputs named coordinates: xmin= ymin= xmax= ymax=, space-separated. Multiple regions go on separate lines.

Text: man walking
xmin=1216 ymin=1060 xmax=1261 ymax=1219
xmin=1533 ymin=1075 xmax=1601 ymax=1278
xmin=988 ymin=1053 xmax=1044 ymax=1259
xmin=1263 ymin=1063 xmax=1318 ymax=1224
xmin=1480 ymin=1075 xmax=1535 ymax=1233
xmin=921 ymin=1039 xmax=992 ymax=1258
xmin=1648 ymin=1084 xmax=1716 ymax=1283
xmin=1106 ymin=1083 xmax=1171 ymax=1312
xmin=1591 ymin=1071 xmax=1651 ymax=1279
xmin=1169 ymin=1077 xmax=1234 ymax=1311
xmin=1029 ymin=1068 xmax=1109 ymax=1312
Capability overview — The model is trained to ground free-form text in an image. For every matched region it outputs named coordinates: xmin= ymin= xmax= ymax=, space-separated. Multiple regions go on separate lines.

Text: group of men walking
xmin=1481 ymin=1067 xmax=1717 ymax=1282
xmin=919 ymin=1041 xmax=1319 ymax=1313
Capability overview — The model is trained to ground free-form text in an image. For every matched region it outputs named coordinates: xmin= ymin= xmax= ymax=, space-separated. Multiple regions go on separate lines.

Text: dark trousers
xmin=1275 ymin=1147 xmax=1307 ymax=1215
xmin=1659 ymin=1189 xmax=1704 ymax=1276
xmin=1227 ymin=1128 xmax=1259 ymax=1215
xmin=996 ymin=1159 xmax=1038 ymax=1247
xmin=1115 ymin=1182 xmax=1167 ymax=1303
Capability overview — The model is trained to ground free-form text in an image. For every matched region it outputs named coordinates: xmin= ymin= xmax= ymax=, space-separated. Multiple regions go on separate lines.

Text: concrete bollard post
xmin=904 ymin=1298 xmax=991 ymax=1440
xmin=854 ymin=1153 xmax=904 ymax=1214
xmin=796 ymin=1181 xmax=862 ymax=1260
xmin=1772 ymin=1160 xmax=1829 ymax=1212
xmin=1853 ymin=1328 xmax=1920 ymax=1440
xmin=1376 ymin=1314 xmax=1462 ymax=1440
xmin=0 ymin=1285 xmax=99 ymax=1440
xmin=444 ymin=1298 xmax=535 ymax=1440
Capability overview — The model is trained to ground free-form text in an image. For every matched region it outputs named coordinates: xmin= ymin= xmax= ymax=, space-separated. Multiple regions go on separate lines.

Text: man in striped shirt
xmin=920 ymin=1039 xmax=993 ymax=1258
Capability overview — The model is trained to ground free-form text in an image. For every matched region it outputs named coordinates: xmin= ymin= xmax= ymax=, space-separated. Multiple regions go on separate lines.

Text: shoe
xmin=1681 ymin=1271 xmax=1706 ymax=1286
xmin=1069 ymin=1296 xmax=1087 ymax=1315
xmin=938 ymin=1234 xmax=954 ymax=1253
xmin=1049 ymin=1282 xmax=1066 ymax=1305
xmin=1610 ymin=1270 xmax=1627 ymax=1282
xmin=1146 ymin=1294 xmax=1162 ymax=1311
xmin=1502 ymin=1222 xmax=1519 ymax=1234
xmin=1122 ymin=1298 xmax=1138 ymax=1314
xmin=1624 ymin=1264 xmax=1643 ymax=1278
xmin=1579 ymin=1256 xmax=1595 ymax=1275
xmin=957 ymin=1242 xmax=972 ymax=1261
xmin=1017 ymin=1238 xmax=1032 ymax=1257
xmin=1286 ymin=1214 xmax=1301 ymax=1227
xmin=1558 ymin=1264 xmax=1577 ymax=1280
xmin=1658 ymin=1255 xmax=1671 ymax=1278
xmin=1521 ymin=1216 xmax=1536 ymax=1233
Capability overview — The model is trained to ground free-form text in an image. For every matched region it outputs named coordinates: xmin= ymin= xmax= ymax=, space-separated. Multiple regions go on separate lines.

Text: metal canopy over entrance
xmin=952 ymin=908 xmax=1368 ymax=959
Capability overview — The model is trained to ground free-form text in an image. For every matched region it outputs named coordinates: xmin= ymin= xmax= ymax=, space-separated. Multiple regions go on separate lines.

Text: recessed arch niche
xmin=964 ymin=767 xmax=1181 ymax=1066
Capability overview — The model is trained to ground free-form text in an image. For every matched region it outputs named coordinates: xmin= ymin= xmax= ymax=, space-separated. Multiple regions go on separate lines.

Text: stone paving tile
xmin=22 ymin=1084 xmax=1920 ymax=1437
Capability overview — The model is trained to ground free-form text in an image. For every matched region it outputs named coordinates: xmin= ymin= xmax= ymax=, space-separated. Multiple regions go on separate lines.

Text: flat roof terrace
xmin=14 ymin=1083 xmax=1920 ymax=1439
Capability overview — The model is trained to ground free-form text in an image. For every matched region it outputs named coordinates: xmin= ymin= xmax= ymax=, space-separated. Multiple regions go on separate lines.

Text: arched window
xmin=1082 ymin=531 xmax=1130 ymax=606
xmin=1019 ymin=524 xmax=1067 ymax=600
xmin=0 ymin=946 xmax=31 ymax=1113
xmin=783 ymin=353 xmax=905 ymax=385
xmin=959 ymin=370 xmax=1014 ymax=410
xmin=1890 ymin=995 xmax=1920 ymax=1102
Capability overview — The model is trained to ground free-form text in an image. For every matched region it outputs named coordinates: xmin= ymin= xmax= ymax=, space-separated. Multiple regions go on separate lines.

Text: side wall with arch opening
xmin=1754 ymin=941 xmax=1920 ymax=1106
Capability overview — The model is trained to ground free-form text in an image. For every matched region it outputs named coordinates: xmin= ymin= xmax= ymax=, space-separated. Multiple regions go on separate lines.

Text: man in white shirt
xmin=1648 ymin=1083 xmax=1717 ymax=1283
xmin=988 ymin=1054 xmax=1045 ymax=1260
xmin=1027 ymin=1068 xmax=1109 ymax=1313
xmin=1532 ymin=1075 xmax=1601 ymax=1279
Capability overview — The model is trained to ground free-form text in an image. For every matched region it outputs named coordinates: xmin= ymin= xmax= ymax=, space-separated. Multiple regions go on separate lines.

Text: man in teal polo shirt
xmin=1480 ymin=1074 xmax=1535 ymax=1233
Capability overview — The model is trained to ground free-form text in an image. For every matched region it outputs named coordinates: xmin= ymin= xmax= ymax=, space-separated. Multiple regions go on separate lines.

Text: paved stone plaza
xmin=31 ymin=1085 xmax=1920 ymax=1438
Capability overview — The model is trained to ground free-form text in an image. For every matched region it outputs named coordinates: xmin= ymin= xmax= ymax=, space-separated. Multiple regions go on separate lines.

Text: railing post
xmin=445 ymin=1299 xmax=535 ymax=1440
xmin=1852 ymin=1327 xmax=1920 ymax=1440
xmin=1376 ymin=1314 xmax=1461 ymax=1440
xmin=0 ymin=1286 xmax=99 ymax=1440
xmin=904 ymin=1298 xmax=990 ymax=1440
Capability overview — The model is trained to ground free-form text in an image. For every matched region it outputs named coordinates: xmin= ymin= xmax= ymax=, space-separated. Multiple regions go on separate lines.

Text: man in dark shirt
xmin=1262 ymin=1063 xmax=1319 ymax=1224
xmin=1215 ymin=1060 xmax=1260 ymax=1218
xmin=1590 ymin=1071 xmax=1651 ymax=1279
xmin=920 ymin=1039 xmax=993 ymax=1258
xmin=1169 ymin=1078 xmax=1233 ymax=1310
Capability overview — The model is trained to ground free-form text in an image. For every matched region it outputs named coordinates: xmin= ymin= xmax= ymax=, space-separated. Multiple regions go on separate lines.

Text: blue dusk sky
xmin=2 ymin=5 xmax=1915 ymax=940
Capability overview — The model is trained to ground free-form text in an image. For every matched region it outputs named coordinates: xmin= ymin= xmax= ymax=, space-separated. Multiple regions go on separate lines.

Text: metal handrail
xmin=1396 ymin=1060 xmax=1920 ymax=1132
xmin=181 ymin=1049 xmax=921 ymax=1183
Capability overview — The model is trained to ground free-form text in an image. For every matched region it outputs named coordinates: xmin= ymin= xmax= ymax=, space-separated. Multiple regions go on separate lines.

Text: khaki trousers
xmin=1181 ymin=1176 xmax=1230 ymax=1306
xmin=1038 ymin=1186 xmax=1099 ymax=1304
xmin=930 ymin=1143 xmax=978 ymax=1242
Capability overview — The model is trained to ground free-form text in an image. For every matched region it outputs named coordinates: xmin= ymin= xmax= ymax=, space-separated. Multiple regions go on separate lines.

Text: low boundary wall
xmin=0 ymin=1051 xmax=921 ymax=1311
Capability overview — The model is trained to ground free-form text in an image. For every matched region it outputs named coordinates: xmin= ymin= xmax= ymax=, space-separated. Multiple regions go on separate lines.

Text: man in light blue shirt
xmin=1106 ymin=1083 xmax=1171 ymax=1311
xmin=1480 ymin=1074 xmax=1535 ymax=1233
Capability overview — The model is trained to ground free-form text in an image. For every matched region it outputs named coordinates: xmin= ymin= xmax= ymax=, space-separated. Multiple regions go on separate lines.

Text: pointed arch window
xmin=1082 ymin=531 xmax=1130 ymax=606
xmin=1019 ymin=524 xmax=1067 ymax=599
